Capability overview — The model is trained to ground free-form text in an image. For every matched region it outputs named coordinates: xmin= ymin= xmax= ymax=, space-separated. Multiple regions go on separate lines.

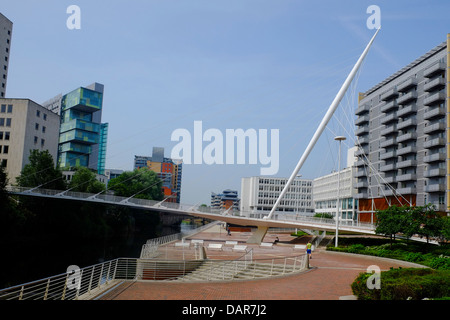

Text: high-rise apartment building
xmin=240 ymin=176 xmax=314 ymax=217
xmin=134 ymin=147 xmax=182 ymax=203
xmin=211 ymin=190 xmax=240 ymax=212
xmin=355 ymin=36 xmax=449 ymax=222
xmin=0 ymin=99 xmax=59 ymax=184
xmin=0 ymin=13 xmax=13 ymax=98
xmin=43 ymin=83 xmax=108 ymax=174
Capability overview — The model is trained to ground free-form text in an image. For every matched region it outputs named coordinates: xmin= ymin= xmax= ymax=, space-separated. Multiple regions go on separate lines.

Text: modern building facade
xmin=211 ymin=189 xmax=240 ymax=213
xmin=313 ymin=148 xmax=359 ymax=223
xmin=0 ymin=13 xmax=13 ymax=98
xmin=0 ymin=98 xmax=59 ymax=184
xmin=134 ymin=147 xmax=182 ymax=203
xmin=355 ymin=37 xmax=449 ymax=222
xmin=240 ymin=176 xmax=314 ymax=217
xmin=43 ymin=83 xmax=108 ymax=175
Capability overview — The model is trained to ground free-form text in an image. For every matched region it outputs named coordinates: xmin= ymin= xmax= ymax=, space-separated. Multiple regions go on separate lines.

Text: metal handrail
xmin=0 ymin=252 xmax=308 ymax=300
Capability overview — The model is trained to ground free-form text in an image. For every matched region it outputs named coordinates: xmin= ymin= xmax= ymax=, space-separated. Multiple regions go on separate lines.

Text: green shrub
xmin=352 ymin=268 xmax=450 ymax=300
xmin=405 ymin=252 xmax=424 ymax=263
xmin=348 ymin=244 xmax=365 ymax=253
xmin=428 ymin=256 xmax=450 ymax=270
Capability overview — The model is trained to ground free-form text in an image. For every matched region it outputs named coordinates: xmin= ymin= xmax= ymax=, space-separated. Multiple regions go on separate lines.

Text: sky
xmin=2 ymin=0 xmax=450 ymax=205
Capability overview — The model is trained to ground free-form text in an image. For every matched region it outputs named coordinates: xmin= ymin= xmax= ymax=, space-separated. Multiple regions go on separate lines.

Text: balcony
xmin=356 ymin=136 xmax=370 ymax=145
xmin=423 ymin=107 xmax=445 ymax=120
xmin=424 ymin=122 xmax=446 ymax=134
xmin=396 ymin=187 xmax=416 ymax=195
xmin=355 ymin=192 xmax=369 ymax=199
xmin=423 ymin=153 xmax=446 ymax=163
xmin=397 ymin=132 xmax=417 ymax=143
xmin=380 ymin=87 xmax=398 ymax=101
xmin=355 ymin=170 xmax=367 ymax=178
xmin=397 ymin=118 xmax=417 ymax=130
xmin=356 ymin=181 xmax=368 ymax=188
xmin=355 ymin=104 xmax=370 ymax=115
xmin=355 ymin=115 xmax=370 ymax=126
xmin=380 ymin=137 xmax=396 ymax=148
xmin=397 ymin=105 xmax=417 ymax=117
xmin=423 ymin=61 xmax=446 ymax=78
xmin=396 ymin=146 xmax=417 ymax=156
xmin=423 ymin=168 xmax=446 ymax=178
xmin=356 ymin=159 xmax=367 ymax=167
xmin=380 ymin=112 xmax=397 ymax=125
xmin=380 ymin=100 xmax=398 ymax=113
xmin=396 ymin=159 xmax=417 ymax=169
xmin=424 ymin=92 xmax=446 ymax=106
xmin=383 ymin=176 xmax=396 ymax=184
xmin=380 ymin=163 xmax=396 ymax=172
xmin=424 ymin=184 xmax=446 ymax=193
xmin=355 ymin=126 xmax=369 ymax=136
xmin=380 ymin=150 xmax=396 ymax=160
xmin=397 ymin=77 xmax=417 ymax=92
xmin=380 ymin=124 xmax=396 ymax=136
xmin=424 ymin=77 xmax=446 ymax=92
xmin=396 ymin=173 xmax=417 ymax=182
xmin=397 ymin=91 xmax=417 ymax=105
xmin=355 ymin=147 xmax=369 ymax=156
xmin=424 ymin=137 xmax=446 ymax=149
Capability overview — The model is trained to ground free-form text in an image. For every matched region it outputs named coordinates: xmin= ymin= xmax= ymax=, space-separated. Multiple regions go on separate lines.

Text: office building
xmin=134 ymin=147 xmax=182 ymax=203
xmin=240 ymin=176 xmax=314 ymax=217
xmin=0 ymin=13 xmax=13 ymax=98
xmin=0 ymin=98 xmax=59 ymax=184
xmin=355 ymin=36 xmax=449 ymax=222
xmin=211 ymin=190 xmax=240 ymax=212
xmin=313 ymin=147 xmax=359 ymax=223
xmin=43 ymin=83 xmax=108 ymax=175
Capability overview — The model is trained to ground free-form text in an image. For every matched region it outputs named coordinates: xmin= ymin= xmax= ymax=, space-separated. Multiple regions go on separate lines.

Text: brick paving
xmin=98 ymin=225 xmax=426 ymax=301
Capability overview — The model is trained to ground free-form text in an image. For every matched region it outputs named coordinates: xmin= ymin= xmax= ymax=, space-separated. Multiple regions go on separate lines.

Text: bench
xmin=225 ymin=241 xmax=238 ymax=246
xmin=207 ymin=243 xmax=223 ymax=251
xmin=260 ymin=242 xmax=273 ymax=249
xmin=191 ymin=239 xmax=204 ymax=245
xmin=293 ymin=244 xmax=306 ymax=250
xmin=232 ymin=245 xmax=247 ymax=252
xmin=175 ymin=241 xmax=190 ymax=248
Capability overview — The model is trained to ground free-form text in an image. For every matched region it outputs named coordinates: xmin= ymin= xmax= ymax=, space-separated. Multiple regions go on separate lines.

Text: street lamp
xmin=334 ymin=136 xmax=346 ymax=247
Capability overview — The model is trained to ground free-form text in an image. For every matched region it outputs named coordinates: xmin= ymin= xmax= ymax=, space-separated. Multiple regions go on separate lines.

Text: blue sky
xmin=2 ymin=0 xmax=449 ymax=205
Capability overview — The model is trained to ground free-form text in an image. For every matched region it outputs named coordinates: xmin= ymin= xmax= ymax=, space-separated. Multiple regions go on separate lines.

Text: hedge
xmin=351 ymin=268 xmax=450 ymax=300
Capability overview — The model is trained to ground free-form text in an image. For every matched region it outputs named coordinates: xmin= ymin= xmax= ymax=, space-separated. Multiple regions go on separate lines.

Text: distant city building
xmin=104 ymin=169 xmax=124 ymax=182
xmin=354 ymin=37 xmax=449 ymax=221
xmin=211 ymin=189 xmax=240 ymax=212
xmin=134 ymin=147 xmax=182 ymax=203
xmin=0 ymin=98 xmax=59 ymax=184
xmin=240 ymin=176 xmax=314 ymax=217
xmin=43 ymin=83 xmax=109 ymax=175
xmin=0 ymin=13 xmax=13 ymax=98
xmin=313 ymin=147 xmax=359 ymax=223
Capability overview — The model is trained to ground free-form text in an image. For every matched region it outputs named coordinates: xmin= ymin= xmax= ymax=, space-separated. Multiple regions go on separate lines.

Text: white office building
xmin=240 ymin=176 xmax=314 ymax=218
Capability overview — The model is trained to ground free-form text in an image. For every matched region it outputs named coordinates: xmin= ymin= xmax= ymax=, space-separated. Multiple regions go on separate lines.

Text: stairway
xmin=173 ymin=259 xmax=304 ymax=282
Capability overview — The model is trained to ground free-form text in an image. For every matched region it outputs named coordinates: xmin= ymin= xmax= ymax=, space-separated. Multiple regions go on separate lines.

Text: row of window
xmin=0 ymin=104 xmax=12 ymax=113
xmin=258 ymin=178 xmax=312 ymax=186
xmin=0 ymin=145 xmax=8 ymax=154
xmin=0 ymin=117 xmax=11 ymax=127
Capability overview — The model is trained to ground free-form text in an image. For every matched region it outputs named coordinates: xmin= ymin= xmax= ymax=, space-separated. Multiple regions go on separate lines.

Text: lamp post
xmin=334 ymin=136 xmax=346 ymax=247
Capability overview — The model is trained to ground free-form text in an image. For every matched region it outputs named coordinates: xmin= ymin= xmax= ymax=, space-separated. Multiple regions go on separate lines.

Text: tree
xmin=16 ymin=150 xmax=66 ymax=190
xmin=69 ymin=167 xmax=105 ymax=194
xmin=107 ymin=168 xmax=164 ymax=201
xmin=375 ymin=205 xmax=405 ymax=245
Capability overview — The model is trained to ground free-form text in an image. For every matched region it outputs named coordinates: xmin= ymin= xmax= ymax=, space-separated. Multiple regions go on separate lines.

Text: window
xmin=5 ymin=118 xmax=10 ymax=127
xmin=1 ymin=159 xmax=6 ymax=168
xmin=36 ymin=110 xmax=40 ymax=117
xmin=41 ymin=139 xmax=45 ymax=147
xmin=42 ymin=126 xmax=46 ymax=133
xmin=0 ymin=104 xmax=5 ymax=112
xmin=43 ymin=113 xmax=47 ymax=121
xmin=0 ymin=132 xmax=2 ymax=140
xmin=35 ymin=123 xmax=39 ymax=130
xmin=3 ymin=145 xmax=8 ymax=154
xmin=7 ymin=105 xmax=12 ymax=113
xmin=4 ymin=132 xmax=9 ymax=140
xmin=34 ymin=136 xmax=38 ymax=144
xmin=0 ymin=118 xmax=4 ymax=126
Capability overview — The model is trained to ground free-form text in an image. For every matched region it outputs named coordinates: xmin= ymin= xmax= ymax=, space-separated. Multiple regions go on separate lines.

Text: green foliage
xmin=352 ymin=268 xmax=450 ymax=300
xmin=108 ymin=168 xmax=164 ymax=201
xmin=314 ymin=213 xmax=333 ymax=219
xmin=16 ymin=150 xmax=66 ymax=190
xmin=69 ymin=167 xmax=105 ymax=193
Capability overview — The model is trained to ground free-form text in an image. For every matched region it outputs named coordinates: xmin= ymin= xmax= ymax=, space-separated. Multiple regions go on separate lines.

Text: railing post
xmin=19 ymin=286 xmax=24 ymax=300
xmin=88 ymin=266 xmax=94 ymax=293
xmin=61 ymin=273 xmax=69 ymax=300
xmin=43 ymin=278 xmax=50 ymax=300
xmin=98 ymin=263 xmax=104 ymax=288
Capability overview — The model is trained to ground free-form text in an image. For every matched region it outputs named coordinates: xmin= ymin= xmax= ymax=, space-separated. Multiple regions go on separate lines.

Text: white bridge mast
xmin=266 ymin=29 xmax=380 ymax=220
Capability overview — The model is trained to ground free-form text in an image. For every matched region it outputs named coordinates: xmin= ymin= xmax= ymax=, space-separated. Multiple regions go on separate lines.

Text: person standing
xmin=306 ymin=241 xmax=312 ymax=259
